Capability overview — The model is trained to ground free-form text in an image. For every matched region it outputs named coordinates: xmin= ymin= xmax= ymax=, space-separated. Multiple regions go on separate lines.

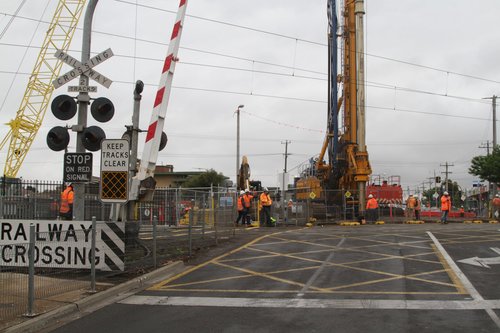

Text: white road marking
xmin=427 ymin=231 xmax=500 ymax=329
xmin=119 ymin=295 xmax=500 ymax=310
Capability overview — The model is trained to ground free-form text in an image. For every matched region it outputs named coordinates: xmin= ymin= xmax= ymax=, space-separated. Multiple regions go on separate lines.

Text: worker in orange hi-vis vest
xmin=259 ymin=188 xmax=273 ymax=227
xmin=234 ymin=190 xmax=245 ymax=226
xmin=440 ymin=191 xmax=451 ymax=224
xmin=242 ymin=189 xmax=254 ymax=226
xmin=492 ymin=194 xmax=500 ymax=221
xmin=59 ymin=183 xmax=74 ymax=220
xmin=365 ymin=194 xmax=378 ymax=224
xmin=406 ymin=194 xmax=416 ymax=220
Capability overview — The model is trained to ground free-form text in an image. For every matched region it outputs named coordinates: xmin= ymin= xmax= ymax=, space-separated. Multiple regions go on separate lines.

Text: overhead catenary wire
xmin=1 ymin=8 xmax=500 ymax=86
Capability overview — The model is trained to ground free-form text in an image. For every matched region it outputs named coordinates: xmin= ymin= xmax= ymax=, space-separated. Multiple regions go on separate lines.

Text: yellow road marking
xmin=150 ymin=231 xmax=285 ymax=290
xmin=431 ymin=244 xmax=467 ymax=295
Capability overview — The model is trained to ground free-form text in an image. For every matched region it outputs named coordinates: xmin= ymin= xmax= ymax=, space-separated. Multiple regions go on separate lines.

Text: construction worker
xmin=59 ymin=183 xmax=74 ymax=220
xmin=260 ymin=188 xmax=273 ymax=226
xmin=406 ymin=194 xmax=416 ymax=220
xmin=492 ymin=194 xmax=500 ymax=221
xmin=234 ymin=190 xmax=245 ymax=226
xmin=459 ymin=206 xmax=465 ymax=218
xmin=365 ymin=194 xmax=378 ymax=224
xmin=440 ymin=191 xmax=451 ymax=224
xmin=242 ymin=189 xmax=254 ymax=226
xmin=414 ymin=196 xmax=421 ymax=221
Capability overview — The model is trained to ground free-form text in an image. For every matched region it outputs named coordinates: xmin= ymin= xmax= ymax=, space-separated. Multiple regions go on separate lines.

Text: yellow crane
xmin=0 ymin=0 xmax=87 ymax=178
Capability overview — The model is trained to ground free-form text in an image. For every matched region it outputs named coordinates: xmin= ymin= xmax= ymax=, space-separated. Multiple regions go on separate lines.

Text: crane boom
xmin=0 ymin=0 xmax=87 ymax=178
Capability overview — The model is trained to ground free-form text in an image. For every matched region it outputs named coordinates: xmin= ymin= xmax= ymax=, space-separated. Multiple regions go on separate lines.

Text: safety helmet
xmin=496 ymin=194 xmax=500 ymax=198
xmin=240 ymin=190 xmax=245 ymax=195
xmin=443 ymin=191 xmax=449 ymax=195
xmin=368 ymin=194 xmax=373 ymax=198
xmin=245 ymin=189 xmax=249 ymax=193
xmin=264 ymin=187 xmax=269 ymax=192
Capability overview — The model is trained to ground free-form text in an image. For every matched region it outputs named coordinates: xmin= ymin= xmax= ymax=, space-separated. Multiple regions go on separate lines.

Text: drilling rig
xmin=296 ymin=0 xmax=371 ymax=218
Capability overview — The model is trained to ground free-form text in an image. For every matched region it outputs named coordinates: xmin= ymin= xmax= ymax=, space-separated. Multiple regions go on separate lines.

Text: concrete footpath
xmin=3 ymin=261 xmax=186 ymax=333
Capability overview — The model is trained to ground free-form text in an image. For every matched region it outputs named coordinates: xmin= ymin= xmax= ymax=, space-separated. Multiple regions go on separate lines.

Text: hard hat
xmin=240 ymin=190 xmax=245 ymax=195
xmin=443 ymin=191 xmax=449 ymax=195
xmin=368 ymin=194 xmax=373 ymax=198
xmin=409 ymin=194 xmax=413 ymax=196
xmin=496 ymin=194 xmax=500 ymax=198
xmin=245 ymin=189 xmax=249 ymax=193
xmin=264 ymin=187 xmax=269 ymax=192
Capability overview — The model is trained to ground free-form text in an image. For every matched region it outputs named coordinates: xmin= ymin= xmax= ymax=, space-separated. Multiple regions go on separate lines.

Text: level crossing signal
xmin=47 ymin=95 xmax=115 ymax=152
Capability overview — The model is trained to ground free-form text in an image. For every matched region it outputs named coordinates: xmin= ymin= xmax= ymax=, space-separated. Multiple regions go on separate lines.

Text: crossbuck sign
xmin=52 ymin=48 xmax=114 ymax=89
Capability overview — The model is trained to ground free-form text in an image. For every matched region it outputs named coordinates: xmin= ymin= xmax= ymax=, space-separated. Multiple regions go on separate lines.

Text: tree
xmin=182 ymin=169 xmax=228 ymax=188
xmin=469 ymin=146 xmax=500 ymax=184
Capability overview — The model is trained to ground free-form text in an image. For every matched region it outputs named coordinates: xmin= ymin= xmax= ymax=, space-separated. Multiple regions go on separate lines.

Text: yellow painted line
xmin=162 ymin=274 xmax=252 ymax=289
xmin=463 ymin=220 xmax=473 ymax=224
xmin=431 ymin=244 xmax=467 ymax=294
xmin=490 ymin=220 xmax=499 ymax=224
xmin=214 ymin=261 xmax=329 ymax=292
xmin=473 ymin=220 xmax=483 ymax=224
xmin=326 ymin=269 xmax=455 ymax=292
xmin=375 ymin=221 xmax=385 ymax=225
xmin=149 ymin=231 xmax=288 ymax=290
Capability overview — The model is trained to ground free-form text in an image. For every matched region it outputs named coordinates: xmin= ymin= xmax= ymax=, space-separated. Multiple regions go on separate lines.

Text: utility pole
xmin=479 ymin=141 xmax=491 ymax=156
xmin=281 ymin=140 xmax=291 ymax=223
xmin=235 ymin=105 xmax=244 ymax=189
xmin=440 ymin=162 xmax=453 ymax=193
xmin=74 ymin=0 xmax=99 ymax=221
xmin=483 ymin=95 xmax=498 ymax=199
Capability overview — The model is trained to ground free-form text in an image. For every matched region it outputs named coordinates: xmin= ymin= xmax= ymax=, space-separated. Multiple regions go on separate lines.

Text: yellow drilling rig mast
xmin=0 ymin=0 xmax=87 ymax=178
xmin=296 ymin=0 xmax=371 ymax=215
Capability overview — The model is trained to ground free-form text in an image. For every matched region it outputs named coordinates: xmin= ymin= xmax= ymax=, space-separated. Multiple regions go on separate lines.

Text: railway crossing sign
xmin=52 ymin=48 xmax=114 ymax=89
xmin=100 ymin=139 xmax=129 ymax=203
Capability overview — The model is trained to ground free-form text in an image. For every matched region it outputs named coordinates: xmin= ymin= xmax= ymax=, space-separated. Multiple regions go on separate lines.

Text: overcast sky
xmin=0 ymin=0 xmax=499 ymax=194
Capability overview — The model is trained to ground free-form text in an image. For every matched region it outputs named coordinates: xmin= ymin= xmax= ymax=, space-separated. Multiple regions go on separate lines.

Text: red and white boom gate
xmin=130 ymin=0 xmax=188 ymax=201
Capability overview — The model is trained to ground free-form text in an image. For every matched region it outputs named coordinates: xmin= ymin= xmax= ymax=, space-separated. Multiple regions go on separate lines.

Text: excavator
xmin=296 ymin=0 xmax=371 ymax=218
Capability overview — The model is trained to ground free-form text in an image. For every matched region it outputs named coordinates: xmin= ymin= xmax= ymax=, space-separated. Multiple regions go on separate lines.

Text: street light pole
xmin=235 ymin=105 xmax=244 ymax=189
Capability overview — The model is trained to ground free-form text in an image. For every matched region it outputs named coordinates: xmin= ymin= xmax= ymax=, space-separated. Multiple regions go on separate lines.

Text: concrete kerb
xmin=4 ymin=261 xmax=186 ymax=333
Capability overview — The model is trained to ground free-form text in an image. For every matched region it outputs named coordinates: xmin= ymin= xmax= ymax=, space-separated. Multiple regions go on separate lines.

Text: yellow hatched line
xmin=326 ymin=269 xmax=455 ymax=291
xmin=150 ymin=232 xmax=282 ymax=290
xmin=431 ymin=244 xmax=467 ymax=294
xmin=246 ymin=246 xmax=450 ymax=287
xmin=162 ymin=274 xmax=252 ymax=289
xmin=213 ymin=261 xmax=329 ymax=292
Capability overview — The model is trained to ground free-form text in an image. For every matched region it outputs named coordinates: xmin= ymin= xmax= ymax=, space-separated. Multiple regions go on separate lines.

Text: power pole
xmin=440 ymin=162 xmax=454 ymax=193
xmin=74 ymin=0 xmax=99 ymax=221
xmin=479 ymin=141 xmax=491 ymax=156
xmin=281 ymin=140 xmax=291 ymax=223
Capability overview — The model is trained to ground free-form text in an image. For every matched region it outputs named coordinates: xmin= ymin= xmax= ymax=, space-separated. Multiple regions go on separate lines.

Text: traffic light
xmin=51 ymin=95 xmax=77 ymax=120
xmin=82 ymin=126 xmax=106 ymax=151
xmin=435 ymin=176 xmax=441 ymax=183
xmin=47 ymin=95 xmax=114 ymax=152
xmin=46 ymin=126 xmax=70 ymax=151
xmin=47 ymin=95 xmax=77 ymax=151
xmin=91 ymin=97 xmax=114 ymax=122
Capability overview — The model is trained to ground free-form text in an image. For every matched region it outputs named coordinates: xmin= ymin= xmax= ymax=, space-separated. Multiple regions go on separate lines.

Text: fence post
xmin=153 ymin=215 xmax=158 ymax=268
xmin=25 ymin=224 xmax=36 ymax=317
xmin=201 ymin=195 xmax=206 ymax=239
xmin=90 ymin=216 xmax=97 ymax=293
xmin=188 ymin=209 xmax=193 ymax=257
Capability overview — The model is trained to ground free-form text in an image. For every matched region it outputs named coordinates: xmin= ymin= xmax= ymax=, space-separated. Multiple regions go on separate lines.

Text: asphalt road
xmin=49 ymin=223 xmax=500 ymax=333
